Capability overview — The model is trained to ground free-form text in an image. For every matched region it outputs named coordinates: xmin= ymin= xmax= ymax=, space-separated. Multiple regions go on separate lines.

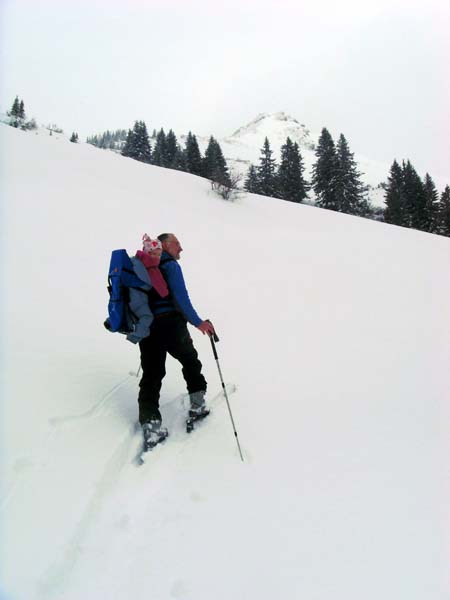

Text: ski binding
xmin=186 ymin=409 xmax=210 ymax=433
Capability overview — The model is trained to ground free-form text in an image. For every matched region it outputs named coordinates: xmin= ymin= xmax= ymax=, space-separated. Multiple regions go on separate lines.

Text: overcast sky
xmin=1 ymin=0 xmax=449 ymax=179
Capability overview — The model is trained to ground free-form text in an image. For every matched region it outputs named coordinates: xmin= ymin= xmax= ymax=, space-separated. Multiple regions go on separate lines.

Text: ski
xmin=132 ymin=383 xmax=237 ymax=465
xmin=184 ymin=383 xmax=237 ymax=434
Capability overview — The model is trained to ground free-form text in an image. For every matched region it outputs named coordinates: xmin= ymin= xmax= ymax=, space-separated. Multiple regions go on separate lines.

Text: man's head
xmin=158 ymin=233 xmax=183 ymax=260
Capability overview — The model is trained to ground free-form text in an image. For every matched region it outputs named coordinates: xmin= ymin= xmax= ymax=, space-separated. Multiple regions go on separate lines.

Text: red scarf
xmin=136 ymin=250 xmax=169 ymax=298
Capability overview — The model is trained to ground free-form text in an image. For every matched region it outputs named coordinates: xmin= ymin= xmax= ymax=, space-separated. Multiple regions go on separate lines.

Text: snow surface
xmin=1 ymin=123 xmax=450 ymax=600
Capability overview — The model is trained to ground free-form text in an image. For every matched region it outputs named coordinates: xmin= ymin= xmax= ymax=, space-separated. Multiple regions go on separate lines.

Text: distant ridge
xmin=226 ymin=111 xmax=315 ymax=152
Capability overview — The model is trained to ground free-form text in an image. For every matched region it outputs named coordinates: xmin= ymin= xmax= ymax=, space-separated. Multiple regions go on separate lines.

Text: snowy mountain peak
xmin=227 ymin=112 xmax=315 ymax=151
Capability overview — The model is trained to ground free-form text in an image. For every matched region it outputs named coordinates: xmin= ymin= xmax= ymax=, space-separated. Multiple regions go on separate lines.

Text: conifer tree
xmin=70 ymin=132 xmax=79 ymax=143
xmin=335 ymin=134 xmax=367 ymax=215
xmin=122 ymin=128 xmax=135 ymax=158
xmin=135 ymin=121 xmax=152 ymax=163
xmin=402 ymin=160 xmax=426 ymax=230
xmin=437 ymin=185 xmax=450 ymax=237
xmin=152 ymin=128 xmax=167 ymax=166
xmin=203 ymin=136 xmax=230 ymax=184
xmin=257 ymin=137 xmax=277 ymax=197
xmin=87 ymin=129 xmax=127 ymax=150
xmin=165 ymin=130 xmax=178 ymax=167
xmin=86 ymin=134 xmax=99 ymax=146
xmin=121 ymin=121 xmax=152 ymax=163
xmin=185 ymin=132 xmax=203 ymax=176
xmin=422 ymin=173 xmax=439 ymax=233
xmin=312 ymin=128 xmax=339 ymax=210
xmin=245 ymin=165 xmax=260 ymax=193
xmin=203 ymin=136 xmax=216 ymax=178
xmin=115 ymin=129 xmax=128 ymax=150
xmin=277 ymin=137 xmax=308 ymax=203
xmin=101 ymin=130 xmax=113 ymax=148
xmin=384 ymin=160 xmax=405 ymax=226
xmin=9 ymin=96 xmax=20 ymax=116
xmin=8 ymin=96 xmax=23 ymax=128
xmin=122 ymin=129 xmax=135 ymax=158
xmin=172 ymin=146 xmax=187 ymax=172
xmin=19 ymin=100 xmax=26 ymax=120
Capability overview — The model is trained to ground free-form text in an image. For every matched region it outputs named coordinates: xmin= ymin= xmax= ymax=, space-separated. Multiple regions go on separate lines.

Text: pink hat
xmin=142 ymin=233 xmax=162 ymax=253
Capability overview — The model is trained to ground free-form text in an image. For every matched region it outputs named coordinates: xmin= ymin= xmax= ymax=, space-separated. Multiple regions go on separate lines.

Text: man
xmin=138 ymin=233 xmax=215 ymax=442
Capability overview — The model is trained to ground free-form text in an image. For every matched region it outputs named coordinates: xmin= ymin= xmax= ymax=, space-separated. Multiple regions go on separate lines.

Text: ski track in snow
xmin=48 ymin=373 xmax=136 ymax=426
xmin=52 ymin=382 xmax=241 ymax=600
xmin=29 ymin=382 xmax=238 ymax=599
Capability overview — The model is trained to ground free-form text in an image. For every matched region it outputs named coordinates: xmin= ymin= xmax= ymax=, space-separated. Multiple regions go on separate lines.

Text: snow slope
xmin=1 ymin=123 xmax=449 ymax=600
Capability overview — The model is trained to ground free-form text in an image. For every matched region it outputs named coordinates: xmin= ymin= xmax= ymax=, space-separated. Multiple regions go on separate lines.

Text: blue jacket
xmin=153 ymin=251 xmax=202 ymax=327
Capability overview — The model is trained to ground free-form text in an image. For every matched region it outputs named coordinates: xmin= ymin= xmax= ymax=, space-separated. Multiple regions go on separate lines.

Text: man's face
xmin=162 ymin=234 xmax=183 ymax=260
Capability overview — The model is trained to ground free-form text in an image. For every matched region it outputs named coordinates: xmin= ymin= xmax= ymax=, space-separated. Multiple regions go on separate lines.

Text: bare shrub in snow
xmin=211 ymin=170 xmax=243 ymax=202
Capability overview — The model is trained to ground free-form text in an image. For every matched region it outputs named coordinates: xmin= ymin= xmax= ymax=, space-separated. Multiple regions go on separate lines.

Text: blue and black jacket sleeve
xmin=162 ymin=260 xmax=203 ymax=327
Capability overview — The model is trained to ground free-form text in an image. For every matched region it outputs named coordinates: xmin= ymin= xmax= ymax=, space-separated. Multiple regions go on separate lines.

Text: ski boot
xmin=142 ymin=419 xmax=169 ymax=451
xmin=186 ymin=391 xmax=210 ymax=433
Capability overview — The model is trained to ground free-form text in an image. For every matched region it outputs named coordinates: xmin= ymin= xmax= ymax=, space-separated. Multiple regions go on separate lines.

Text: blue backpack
xmin=104 ymin=249 xmax=149 ymax=334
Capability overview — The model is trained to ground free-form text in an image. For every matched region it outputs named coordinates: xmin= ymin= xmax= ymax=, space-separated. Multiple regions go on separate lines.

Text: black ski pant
xmin=138 ymin=313 xmax=207 ymax=424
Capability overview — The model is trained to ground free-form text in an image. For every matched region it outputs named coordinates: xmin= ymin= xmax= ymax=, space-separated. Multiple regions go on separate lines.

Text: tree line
xmin=245 ymin=137 xmax=309 ymax=204
xmin=245 ymin=129 xmax=373 ymax=217
xmin=384 ymin=160 xmax=450 ymax=236
xmin=244 ymin=127 xmax=449 ymax=235
xmin=5 ymin=96 xmax=71 ymax=137
xmin=88 ymin=120 xmax=231 ymax=187
xmin=6 ymin=95 xmax=449 ymax=237
xmin=86 ymin=129 xmax=128 ymax=150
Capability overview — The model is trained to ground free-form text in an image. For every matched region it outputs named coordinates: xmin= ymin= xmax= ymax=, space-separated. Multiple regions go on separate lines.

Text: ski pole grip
xmin=210 ymin=336 xmax=219 ymax=360
xmin=206 ymin=320 xmax=219 ymax=342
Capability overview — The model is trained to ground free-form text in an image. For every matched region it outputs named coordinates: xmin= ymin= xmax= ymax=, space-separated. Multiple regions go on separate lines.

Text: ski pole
xmin=129 ymin=363 xmax=141 ymax=378
xmin=208 ymin=328 xmax=244 ymax=462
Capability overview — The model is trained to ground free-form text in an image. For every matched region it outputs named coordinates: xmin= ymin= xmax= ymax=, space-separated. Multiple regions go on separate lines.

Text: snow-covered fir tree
xmin=311 ymin=128 xmax=339 ymax=210
xmin=384 ymin=160 xmax=405 ymax=226
xmin=437 ymin=185 xmax=450 ymax=237
xmin=134 ymin=121 xmax=152 ymax=164
xmin=122 ymin=128 xmax=136 ymax=159
xmin=121 ymin=121 xmax=152 ymax=163
xmin=203 ymin=136 xmax=230 ymax=185
xmin=422 ymin=173 xmax=439 ymax=233
xmin=245 ymin=165 xmax=259 ymax=194
xmin=70 ymin=132 xmax=79 ymax=143
xmin=8 ymin=96 xmax=26 ymax=128
xmin=152 ymin=129 xmax=167 ymax=167
xmin=9 ymin=96 xmax=20 ymax=117
xmin=165 ymin=130 xmax=179 ymax=168
xmin=184 ymin=132 xmax=203 ymax=176
xmin=172 ymin=146 xmax=187 ymax=172
xmin=402 ymin=160 xmax=427 ymax=230
xmin=335 ymin=134 xmax=368 ymax=215
xmin=276 ymin=137 xmax=308 ymax=203
xmin=257 ymin=137 xmax=277 ymax=197
xmin=384 ymin=160 xmax=444 ymax=234
xmin=87 ymin=129 xmax=128 ymax=150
